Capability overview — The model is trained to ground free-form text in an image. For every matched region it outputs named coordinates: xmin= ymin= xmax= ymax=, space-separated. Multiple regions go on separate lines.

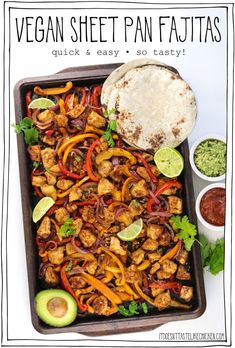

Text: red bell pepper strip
xmin=58 ymin=159 xmax=85 ymax=180
xmin=150 ymin=280 xmax=182 ymax=293
xmin=64 ymin=93 xmax=74 ymax=110
xmin=133 ymin=152 xmax=158 ymax=183
xmin=85 ymin=139 xmax=101 ymax=182
xmin=146 ymin=180 xmax=182 ymax=212
xmin=91 ymin=86 xmax=102 ymax=113
xmin=75 ymin=200 xmax=97 ymax=207
xmin=75 ymin=87 xmax=87 ymax=106
xmin=60 ymin=262 xmax=87 ymax=312
xmin=33 ymin=186 xmax=44 ymax=198
xmin=45 ymin=129 xmax=54 ymax=137
xmin=25 ymin=91 xmax=32 ymax=118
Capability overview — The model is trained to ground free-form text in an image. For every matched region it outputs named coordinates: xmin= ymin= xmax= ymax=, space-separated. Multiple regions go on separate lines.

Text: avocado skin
xmin=35 ymin=289 xmax=77 ymax=327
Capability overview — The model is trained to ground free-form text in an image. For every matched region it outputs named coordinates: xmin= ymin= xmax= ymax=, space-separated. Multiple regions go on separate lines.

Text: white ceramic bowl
xmin=189 ymin=134 xmax=226 ymax=181
xmin=195 ymin=182 xmax=225 ymax=232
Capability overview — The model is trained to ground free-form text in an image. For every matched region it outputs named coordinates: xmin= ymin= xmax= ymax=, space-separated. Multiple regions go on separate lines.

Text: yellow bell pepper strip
xmin=112 ymin=187 xmax=122 ymax=201
xmin=57 ymin=176 xmax=90 ymax=198
xmin=99 ymin=246 xmax=125 ymax=286
xmin=158 ymin=240 xmax=182 ymax=263
xmin=69 ymin=252 xmax=96 ymax=261
xmin=121 ymin=177 xmax=136 ymax=202
xmin=137 ymin=260 xmax=151 ymax=271
xmin=75 ymin=286 xmax=94 ymax=296
xmin=60 ymin=262 xmax=87 ymax=312
xmin=34 ymin=81 xmax=73 ymax=96
xmin=123 ymin=283 xmax=139 ymax=300
xmin=85 ymin=125 xmax=119 ymax=139
xmin=59 ymin=98 xmax=66 ymax=115
xmin=105 ymin=266 xmax=121 ymax=274
xmin=57 ymin=133 xmax=98 ymax=157
xmin=62 ymin=141 xmax=77 ymax=166
xmin=95 ymin=148 xmax=137 ymax=166
xmin=85 ymin=139 xmax=101 ymax=182
xmin=134 ymin=282 xmax=155 ymax=306
xmin=108 ymin=201 xmax=129 ymax=211
xmin=50 ymin=218 xmax=62 ymax=241
xmin=101 ymin=270 xmax=114 ymax=284
xmin=79 ymin=270 xmax=122 ymax=305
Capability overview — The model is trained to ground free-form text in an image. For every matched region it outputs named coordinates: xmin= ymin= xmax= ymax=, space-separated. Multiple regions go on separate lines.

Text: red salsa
xmin=200 ymin=188 xmax=226 ymax=226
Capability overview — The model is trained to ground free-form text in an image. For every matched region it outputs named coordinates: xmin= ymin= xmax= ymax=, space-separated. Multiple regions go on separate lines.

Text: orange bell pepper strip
xmin=99 ymin=246 xmax=125 ymax=286
xmin=158 ymin=240 xmax=182 ymax=263
xmin=25 ymin=91 xmax=32 ymax=118
xmin=85 ymin=139 xmax=101 ymax=182
xmin=134 ymin=282 xmax=155 ymax=306
xmin=34 ymin=81 xmax=73 ymax=96
xmin=57 ymin=133 xmax=98 ymax=156
xmin=121 ymin=177 xmax=135 ymax=202
xmin=59 ymin=98 xmax=66 ymax=115
xmin=57 ymin=176 xmax=90 ymax=198
xmin=60 ymin=262 xmax=87 ymax=312
xmin=133 ymin=152 xmax=158 ymax=183
xmin=95 ymin=148 xmax=137 ymax=166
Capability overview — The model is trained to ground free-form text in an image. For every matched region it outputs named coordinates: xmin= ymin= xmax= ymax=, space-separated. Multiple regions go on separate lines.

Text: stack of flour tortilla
xmin=101 ymin=59 xmax=197 ymax=151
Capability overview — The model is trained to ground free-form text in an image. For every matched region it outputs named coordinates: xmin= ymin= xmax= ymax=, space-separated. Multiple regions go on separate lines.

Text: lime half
xmin=154 ymin=147 xmax=184 ymax=178
xmin=117 ymin=218 xmax=143 ymax=241
xmin=32 ymin=197 xmax=55 ymax=223
xmin=28 ymin=98 xmax=55 ymax=109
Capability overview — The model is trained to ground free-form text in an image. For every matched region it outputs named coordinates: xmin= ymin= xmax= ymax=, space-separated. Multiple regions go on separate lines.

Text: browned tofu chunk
xmin=116 ymin=210 xmax=132 ymax=227
xmin=156 ymin=270 xmax=172 ymax=280
xmin=147 ymin=224 xmax=163 ymax=240
xmin=32 ymin=175 xmax=46 ymax=187
xmin=84 ymin=260 xmax=98 ymax=275
xmin=66 ymin=242 xmax=77 ymax=255
xmin=70 ymin=276 xmax=87 ymax=289
xmin=40 ymin=184 xmax=57 ymax=201
xmin=42 ymin=135 xmax=56 ymax=146
xmin=41 ymin=148 xmax=56 ymax=169
xmin=69 ymin=187 xmax=82 ymax=202
xmin=142 ymin=238 xmax=158 ymax=251
xmin=130 ymin=180 xmax=148 ymax=198
xmin=54 ymin=114 xmax=68 ymax=127
xmin=151 ymin=287 xmax=164 ymax=297
xmin=48 ymin=246 xmax=64 ymax=265
xmin=79 ymin=229 xmax=96 ymax=248
xmin=93 ymin=296 xmax=110 ymax=315
xmin=66 ymin=203 xmax=77 ymax=213
xmin=129 ymin=200 xmax=144 ymax=217
xmin=97 ymin=160 xmax=113 ymax=177
xmin=176 ymin=249 xmax=189 ymax=265
xmin=45 ymin=171 xmax=57 ymax=185
xmin=87 ymin=111 xmax=106 ymax=128
xmin=67 ymin=104 xmax=85 ymax=118
xmin=161 ymin=259 xmax=178 ymax=274
xmin=154 ymin=291 xmax=171 ymax=310
xmin=56 ymin=179 xmax=73 ymax=191
xmin=44 ymin=266 xmax=59 ymax=286
xmin=100 ymin=208 xmax=115 ymax=228
xmin=125 ymin=264 xmax=140 ymax=283
xmin=28 ymin=144 xmax=41 ymax=162
xmin=98 ymin=178 xmax=114 ymax=195
xmin=158 ymin=231 xmax=171 ymax=246
xmin=38 ymin=109 xmax=55 ymax=123
xmin=82 ymin=206 xmax=95 ymax=223
xmin=150 ymin=261 xmax=161 ymax=274
xmin=131 ymin=248 xmax=145 ymax=265
xmin=136 ymin=167 xmax=150 ymax=182
xmin=176 ymin=265 xmax=191 ymax=280
xmin=148 ymin=252 xmax=162 ymax=263
xmin=37 ymin=216 xmax=51 ymax=239
xmin=168 ymin=196 xmax=183 ymax=214
xmin=109 ymin=237 xmax=126 ymax=256
xmin=158 ymin=178 xmax=178 ymax=195
xmin=71 ymin=218 xmax=83 ymax=234
xmin=55 ymin=207 xmax=70 ymax=224
xmin=180 ymin=286 xmax=193 ymax=302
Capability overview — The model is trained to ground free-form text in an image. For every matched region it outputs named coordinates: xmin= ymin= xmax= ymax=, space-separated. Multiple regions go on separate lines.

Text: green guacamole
xmin=194 ymin=139 xmax=226 ymax=177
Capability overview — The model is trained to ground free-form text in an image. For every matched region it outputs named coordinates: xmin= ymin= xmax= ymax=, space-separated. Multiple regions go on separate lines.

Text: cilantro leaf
xmin=129 ymin=301 xmax=139 ymax=315
xmin=65 ymin=260 xmax=73 ymax=272
xmin=103 ymin=108 xmax=116 ymax=118
xmin=11 ymin=117 xmax=39 ymax=144
xmin=103 ymin=125 xmax=115 ymax=147
xmin=199 ymin=234 xmax=224 ymax=275
xmin=140 ymin=302 xmax=149 ymax=314
xmin=118 ymin=306 xmax=130 ymax=317
xmin=32 ymin=161 xmax=40 ymax=169
xmin=170 ymin=215 xmax=197 ymax=251
xmin=118 ymin=301 xmax=148 ymax=317
xmin=60 ymin=218 xmax=76 ymax=237
xmin=109 ymin=119 xmax=117 ymax=131
xmin=24 ymin=128 xmax=38 ymax=144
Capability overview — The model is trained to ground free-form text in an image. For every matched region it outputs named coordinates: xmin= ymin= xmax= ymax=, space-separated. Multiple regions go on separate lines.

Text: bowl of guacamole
xmin=190 ymin=134 xmax=226 ymax=181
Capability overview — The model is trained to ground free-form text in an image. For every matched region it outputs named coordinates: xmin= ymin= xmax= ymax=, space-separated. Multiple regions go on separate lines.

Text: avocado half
xmin=35 ymin=289 xmax=77 ymax=327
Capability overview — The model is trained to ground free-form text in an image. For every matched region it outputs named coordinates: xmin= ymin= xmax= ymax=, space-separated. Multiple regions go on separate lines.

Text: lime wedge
xmin=154 ymin=147 xmax=184 ymax=178
xmin=28 ymin=98 xmax=55 ymax=109
xmin=117 ymin=218 xmax=143 ymax=241
xmin=32 ymin=197 xmax=55 ymax=223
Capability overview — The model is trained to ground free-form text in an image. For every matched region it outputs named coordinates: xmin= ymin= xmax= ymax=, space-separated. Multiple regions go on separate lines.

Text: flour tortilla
xmin=102 ymin=61 xmax=196 ymax=151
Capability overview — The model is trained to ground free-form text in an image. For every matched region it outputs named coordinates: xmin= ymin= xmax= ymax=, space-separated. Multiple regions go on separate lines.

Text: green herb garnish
xmin=194 ymin=139 xmax=226 ymax=177
xmin=75 ymin=155 xmax=81 ymax=162
xmin=103 ymin=119 xmax=117 ymax=147
xmin=65 ymin=260 xmax=73 ymax=272
xmin=118 ymin=301 xmax=149 ymax=317
xmin=59 ymin=218 xmax=76 ymax=237
xmin=170 ymin=215 xmax=197 ymax=251
xmin=32 ymin=161 xmax=40 ymax=169
xmin=103 ymin=108 xmax=116 ymax=118
xmin=199 ymin=234 xmax=224 ymax=275
xmin=12 ymin=117 xmax=39 ymax=144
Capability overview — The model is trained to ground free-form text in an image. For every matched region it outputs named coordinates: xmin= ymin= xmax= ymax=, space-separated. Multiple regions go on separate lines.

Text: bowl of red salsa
xmin=195 ymin=183 xmax=226 ymax=232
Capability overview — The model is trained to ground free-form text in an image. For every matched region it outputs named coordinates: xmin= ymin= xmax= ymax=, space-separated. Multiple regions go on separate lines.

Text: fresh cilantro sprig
xmin=118 ymin=301 xmax=149 ymax=317
xmin=169 ymin=215 xmax=197 ymax=251
xmin=12 ymin=117 xmax=38 ymax=144
xmin=103 ymin=108 xmax=116 ymax=118
xmin=103 ymin=119 xmax=117 ymax=147
xmin=199 ymin=234 xmax=224 ymax=275
xmin=59 ymin=218 xmax=76 ymax=238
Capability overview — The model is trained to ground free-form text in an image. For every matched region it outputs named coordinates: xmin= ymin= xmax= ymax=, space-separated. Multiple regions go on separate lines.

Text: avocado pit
xmin=47 ymin=297 xmax=68 ymax=318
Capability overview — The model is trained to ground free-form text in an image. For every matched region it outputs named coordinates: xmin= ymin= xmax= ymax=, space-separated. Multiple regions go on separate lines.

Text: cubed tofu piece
xmin=70 ymin=276 xmax=87 ymax=289
xmin=148 ymin=252 xmax=162 ymax=263
xmin=161 ymin=259 xmax=177 ymax=274
xmin=96 ymin=138 xmax=109 ymax=153
xmin=28 ymin=144 xmax=41 ymax=162
xmin=129 ymin=200 xmax=144 ymax=217
xmin=97 ymin=160 xmax=113 ymax=177
xmin=69 ymin=187 xmax=82 ymax=202
xmin=100 ymin=208 xmax=115 ymax=228
xmin=37 ymin=216 xmax=51 ymax=239
xmin=116 ymin=211 xmax=132 ymax=227
xmin=180 ymin=286 xmax=193 ymax=302
xmin=150 ymin=261 xmax=161 ymax=274
xmin=109 ymin=237 xmax=126 ymax=256
xmin=44 ymin=266 xmax=59 ymax=286
xmin=168 ymin=196 xmax=183 ymax=214
xmin=84 ymin=260 xmax=98 ymax=275
xmin=38 ymin=109 xmax=55 ymax=123
xmin=109 ymin=165 xmax=127 ymax=183
xmin=67 ymin=104 xmax=85 ymax=118
xmin=79 ymin=229 xmax=96 ymax=248
xmin=55 ymin=207 xmax=70 ymax=224
xmin=50 ymin=164 xmax=61 ymax=174
xmin=154 ymin=291 xmax=171 ymax=310
xmin=130 ymin=180 xmax=148 ymax=198
xmin=93 ymin=296 xmax=110 ymax=315
xmin=32 ymin=175 xmax=46 ymax=187
xmin=147 ymin=224 xmax=163 ymax=240
xmin=156 ymin=270 xmax=172 ymax=279
xmin=125 ymin=264 xmax=140 ymax=283
xmin=56 ymin=179 xmax=73 ymax=191
xmin=41 ymin=148 xmax=56 ymax=169
xmin=66 ymin=203 xmax=77 ymax=213
xmin=66 ymin=242 xmax=77 ymax=255
xmin=81 ymin=206 xmax=95 ymax=223
xmin=158 ymin=231 xmax=171 ymax=246
xmin=40 ymin=184 xmax=57 ymax=201
xmin=54 ymin=114 xmax=68 ymax=127
xmin=48 ymin=246 xmax=64 ymax=265
xmin=87 ymin=111 xmax=106 ymax=128
xmin=42 ymin=135 xmax=56 ymax=146
xmin=151 ymin=287 xmax=164 ymax=297
xmin=72 ymin=218 xmax=83 ymax=234
xmin=97 ymin=178 xmax=114 ymax=195
xmin=150 ymin=165 xmax=161 ymax=177
xmin=176 ymin=265 xmax=191 ymax=280
xmin=131 ymin=248 xmax=145 ymax=265
xmin=142 ymin=238 xmax=158 ymax=251
xmin=136 ymin=167 xmax=150 ymax=182
xmin=45 ymin=171 xmax=57 ymax=185
xmin=158 ymin=178 xmax=178 ymax=195
xmin=176 ymin=249 xmax=189 ymax=265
